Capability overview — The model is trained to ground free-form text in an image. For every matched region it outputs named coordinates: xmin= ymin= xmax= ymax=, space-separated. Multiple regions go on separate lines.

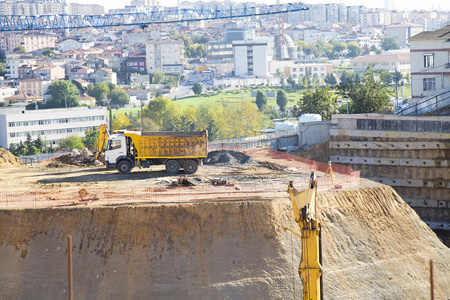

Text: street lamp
xmin=61 ymin=91 xmax=68 ymax=108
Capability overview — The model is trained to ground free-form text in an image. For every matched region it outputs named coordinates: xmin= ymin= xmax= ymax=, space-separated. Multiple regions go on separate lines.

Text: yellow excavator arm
xmin=95 ymin=124 xmax=109 ymax=159
xmin=286 ymin=172 xmax=322 ymax=300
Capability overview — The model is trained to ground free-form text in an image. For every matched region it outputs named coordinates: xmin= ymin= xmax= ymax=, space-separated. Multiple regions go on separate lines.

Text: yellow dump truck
xmin=99 ymin=126 xmax=208 ymax=174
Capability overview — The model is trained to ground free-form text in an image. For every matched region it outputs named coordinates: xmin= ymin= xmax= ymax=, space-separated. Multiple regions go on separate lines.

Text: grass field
xmin=112 ymin=88 xmax=305 ymax=117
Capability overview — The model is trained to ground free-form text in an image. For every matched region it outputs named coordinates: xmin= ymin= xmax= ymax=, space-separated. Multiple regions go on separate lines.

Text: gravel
xmin=204 ymin=150 xmax=258 ymax=166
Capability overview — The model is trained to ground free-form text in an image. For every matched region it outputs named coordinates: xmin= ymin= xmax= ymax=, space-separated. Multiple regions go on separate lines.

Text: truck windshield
xmin=108 ymin=139 xmax=122 ymax=150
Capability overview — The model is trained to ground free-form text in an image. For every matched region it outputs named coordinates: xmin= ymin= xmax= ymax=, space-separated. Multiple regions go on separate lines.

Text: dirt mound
xmin=49 ymin=148 xmax=102 ymax=167
xmin=0 ymin=148 xmax=24 ymax=166
xmin=291 ymin=140 xmax=330 ymax=163
xmin=205 ymin=150 xmax=257 ymax=166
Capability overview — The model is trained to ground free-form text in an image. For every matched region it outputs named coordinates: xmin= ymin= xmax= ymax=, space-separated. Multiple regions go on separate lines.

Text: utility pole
xmin=140 ymin=98 xmax=144 ymax=130
xmin=395 ymin=67 xmax=398 ymax=107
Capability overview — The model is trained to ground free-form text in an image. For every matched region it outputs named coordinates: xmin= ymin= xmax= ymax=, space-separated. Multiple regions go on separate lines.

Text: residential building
xmin=102 ymin=50 xmax=125 ymax=70
xmin=125 ymin=56 xmax=147 ymax=73
xmin=283 ymin=63 xmax=333 ymax=79
xmin=58 ymin=38 xmax=95 ymax=52
xmin=0 ymin=107 xmax=107 ymax=148
xmin=4 ymin=32 xmax=56 ymax=53
xmin=0 ymin=87 xmax=17 ymax=104
xmin=346 ymin=6 xmax=365 ymax=25
xmin=33 ymin=66 xmax=65 ymax=80
xmin=386 ymin=23 xmax=425 ymax=48
xmin=350 ymin=53 xmax=410 ymax=74
xmin=360 ymin=9 xmax=391 ymax=27
xmin=86 ymin=58 xmax=108 ymax=70
xmin=5 ymin=54 xmax=36 ymax=79
xmin=233 ymin=39 xmax=269 ymax=78
xmin=18 ymin=79 xmax=52 ymax=97
xmin=409 ymin=25 xmax=450 ymax=100
xmin=146 ymin=40 xmax=184 ymax=75
xmin=67 ymin=66 xmax=94 ymax=81
xmin=89 ymin=68 xmax=117 ymax=85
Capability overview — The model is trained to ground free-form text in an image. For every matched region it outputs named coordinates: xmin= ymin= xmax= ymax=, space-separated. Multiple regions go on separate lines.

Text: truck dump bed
xmin=124 ymin=130 xmax=208 ymax=159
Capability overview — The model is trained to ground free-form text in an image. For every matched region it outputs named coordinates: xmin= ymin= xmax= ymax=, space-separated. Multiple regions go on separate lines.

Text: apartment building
xmin=58 ymin=39 xmax=95 ymax=52
xmin=146 ymin=40 xmax=184 ymax=75
xmin=360 ymin=10 xmax=391 ymax=27
xmin=233 ymin=39 xmax=269 ymax=78
xmin=283 ymin=63 xmax=333 ymax=79
xmin=4 ymin=32 xmax=56 ymax=53
xmin=386 ymin=23 xmax=425 ymax=48
xmin=409 ymin=25 xmax=450 ymax=100
xmin=5 ymin=54 xmax=36 ymax=80
xmin=33 ymin=66 xmax=65 ymax=80
xmin=18 ymin=79 xmax=52 ymax=97
xmin=0 ymin=107 xmax=107 ymax=148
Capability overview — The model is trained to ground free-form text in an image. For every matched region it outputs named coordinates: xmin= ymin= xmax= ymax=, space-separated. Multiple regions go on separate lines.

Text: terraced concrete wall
xmin=329 ymin=114 xmax=450 ymax=229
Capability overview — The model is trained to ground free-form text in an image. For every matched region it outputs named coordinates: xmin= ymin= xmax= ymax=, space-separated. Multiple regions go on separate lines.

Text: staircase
xmin=395 ymin=88 xmax=450 ymax=116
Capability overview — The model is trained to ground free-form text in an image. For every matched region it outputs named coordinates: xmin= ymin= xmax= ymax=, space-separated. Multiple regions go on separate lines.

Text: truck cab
xmin=105 ymin=133 xmax=135 ymax=173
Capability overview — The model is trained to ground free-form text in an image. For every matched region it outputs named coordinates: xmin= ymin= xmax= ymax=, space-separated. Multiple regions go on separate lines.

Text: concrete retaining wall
xmin=330 ymin=114 xmax=450 ymax=224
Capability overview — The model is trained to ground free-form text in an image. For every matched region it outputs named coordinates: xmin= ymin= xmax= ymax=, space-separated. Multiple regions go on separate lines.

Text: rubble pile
xmin=50 ymin=148 xmax=102 ymax=167
xmin=204 ymin=150 xmax=257 ymax=166
xmin=0 ymin=149 xmax=24 ymax=166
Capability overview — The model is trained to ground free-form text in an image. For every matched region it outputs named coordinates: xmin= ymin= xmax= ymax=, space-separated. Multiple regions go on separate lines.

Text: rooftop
xmin=409 ymin=25 xmax=450 ymax=41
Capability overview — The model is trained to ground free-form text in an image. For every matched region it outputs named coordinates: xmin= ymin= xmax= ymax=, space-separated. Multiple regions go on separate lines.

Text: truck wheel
xmin=183 ymin=160 xmax=198 ymax=174
xmin=165 ymin=160 xmax=180 ymax=174
xmin=117 ymin=160 xmax=132 ymax=174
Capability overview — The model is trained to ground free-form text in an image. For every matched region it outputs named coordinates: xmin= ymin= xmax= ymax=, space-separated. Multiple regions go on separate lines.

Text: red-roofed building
xmin=350 ymin=52 xmax=410 ymax=74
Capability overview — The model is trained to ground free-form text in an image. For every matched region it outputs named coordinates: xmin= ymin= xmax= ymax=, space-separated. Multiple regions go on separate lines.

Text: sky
xmin=69 ymin=0 xmax=450 ymax=12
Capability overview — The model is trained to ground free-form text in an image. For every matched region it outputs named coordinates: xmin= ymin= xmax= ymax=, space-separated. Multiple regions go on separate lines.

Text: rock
xmin=93 ymin=160 xmax=102 ymax=166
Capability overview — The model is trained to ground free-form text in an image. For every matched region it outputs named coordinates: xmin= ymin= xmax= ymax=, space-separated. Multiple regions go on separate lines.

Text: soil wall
xmin=1 ymin=185 xmax=449 ymax=299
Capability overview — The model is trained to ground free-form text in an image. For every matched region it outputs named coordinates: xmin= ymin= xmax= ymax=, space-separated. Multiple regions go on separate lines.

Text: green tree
xmin=26 ymin=145 xmax=40 ymax=155
xmin=370 ymin=44 xmax=377 ymax=52
xmin=255 ymin=91 xmax=267 ymax=111
xmin=46 ymin=80 xmax=79 ymax=108
xmin=324 ymin=73 xmax=337 ymax=86
xmin=72 ymin=80 xmax=87 ymax=95
xmin=381 ymin=38 xmax=400 ymax=51
xmin=87 ymin=82 xmax=110 ymax=106
xmin=15 ymin=142 xmax=26 ymax=156
xmin=347 ymin=64 xmax=393 ymax=114
xmin=347 ymin=42 xmax=361 ymax=58
xmin=109 ymin=87 xmax=130 ymax=107
xmin=334 ymin=42 xmax=347 ymax=53
xmin=295 ymin=87 xmax=337 ymax=120
xmin=155 ymin=90 xmax=163 ymax=97
xmin=276 ymin=89 xmax=288 ymax=113
xmin=113 ymin=112 xmax=132 ymax=130
xmin=145 ymin=96 xmax=183 ymax=130
xmin=286 ymin=76 xmax=297 ymax=91
xmin=152 ymin=70 xmax=165 ymax=84
xmin=338 ymin=70 xmax=359 ymax=94
xmin=8 ymin=143 xmax=17 ymax=155
xmin=192 ymin=82 xmax=202 ymax=95
xmin=34 ymin=134 xmax=45 ymax=152
xmin=42 ymin=49 xmax=55 ymax=57
xmin=59 ymin=135 xmax=85 ymax=150
xmin=82 ymin=127 xmax=99 ymax=150
xmin=303 ymin=75 xmax=311 ymax=89
xmin=13 ymin=46 xmax=26 ymax=53
xmin=312 ymin=74 xmax=320 ymax=88
xmin=0 ymin=62 xmax=5 ymax=77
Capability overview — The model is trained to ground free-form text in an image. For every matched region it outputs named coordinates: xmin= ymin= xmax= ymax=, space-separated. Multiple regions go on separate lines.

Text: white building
xmin=386 ymin=23 xmax=424 ymax=48
xmin=283 ymin=63 xmax=333 ymax=79
xmin=350 ymin=53 xmax=410 ymax=74
xmin=146 ymin=40 xmax=184 ymax=75
xmin=409 ymin=25 xmax=450 ymax=100
xmin=58 ymin=39 xmax=95 ymax=52
xmin=5 ymin=54 xmax=36 ymax=79
xmin=233 ymin=39 xmax=269 ymax=78
xmin=0 ymin=107 xmax=107 ymax=148
xmin=0 ymin=87 xmax=17 ymax=104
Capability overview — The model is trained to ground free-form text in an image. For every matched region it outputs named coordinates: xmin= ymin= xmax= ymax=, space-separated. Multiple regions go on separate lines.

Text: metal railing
xmin=395 ymin=88 xmax=450 ymax=116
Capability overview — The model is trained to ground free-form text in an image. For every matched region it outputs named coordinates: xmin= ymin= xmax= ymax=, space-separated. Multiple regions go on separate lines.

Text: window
xmin=423 ymin=78 xmax=435 ymax=91
xmin=108 ymin=139 xmax=122 ymax=150
xmin=424 ymin=54 xmax=434 ymax=68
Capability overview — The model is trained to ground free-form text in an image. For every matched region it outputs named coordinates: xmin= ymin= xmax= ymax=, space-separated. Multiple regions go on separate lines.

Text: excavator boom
xmin=95 ymin=124 xmax=109 ymax=159
xmin=286 ymin=173 xmax=322 ymax=300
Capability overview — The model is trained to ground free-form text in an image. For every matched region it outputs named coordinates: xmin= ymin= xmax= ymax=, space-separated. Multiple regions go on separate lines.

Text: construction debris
xmin=49 ymin=148 xmax=103 ymax=167
xmin=0 ymin=149 xmax=24 ymax=166
xmin=204 ymin=150 xmax=257 ymax=166
xmin=258 ymin=161 xmax=285 ymax=171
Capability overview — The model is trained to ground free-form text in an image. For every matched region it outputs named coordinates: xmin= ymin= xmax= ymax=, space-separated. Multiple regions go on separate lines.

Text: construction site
xmin=0 ymin=114 xmax=449 ymax=299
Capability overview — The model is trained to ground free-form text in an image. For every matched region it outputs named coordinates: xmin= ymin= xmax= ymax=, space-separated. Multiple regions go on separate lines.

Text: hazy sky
xmin=71 ymin=0 xmax=450 ymax=12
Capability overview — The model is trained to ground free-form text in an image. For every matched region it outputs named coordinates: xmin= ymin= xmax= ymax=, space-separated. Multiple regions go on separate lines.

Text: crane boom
xmin=0 ymin=3 xmax=308 ymax=32
xmin=287 ymin=173 xmax=323 ymax=300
